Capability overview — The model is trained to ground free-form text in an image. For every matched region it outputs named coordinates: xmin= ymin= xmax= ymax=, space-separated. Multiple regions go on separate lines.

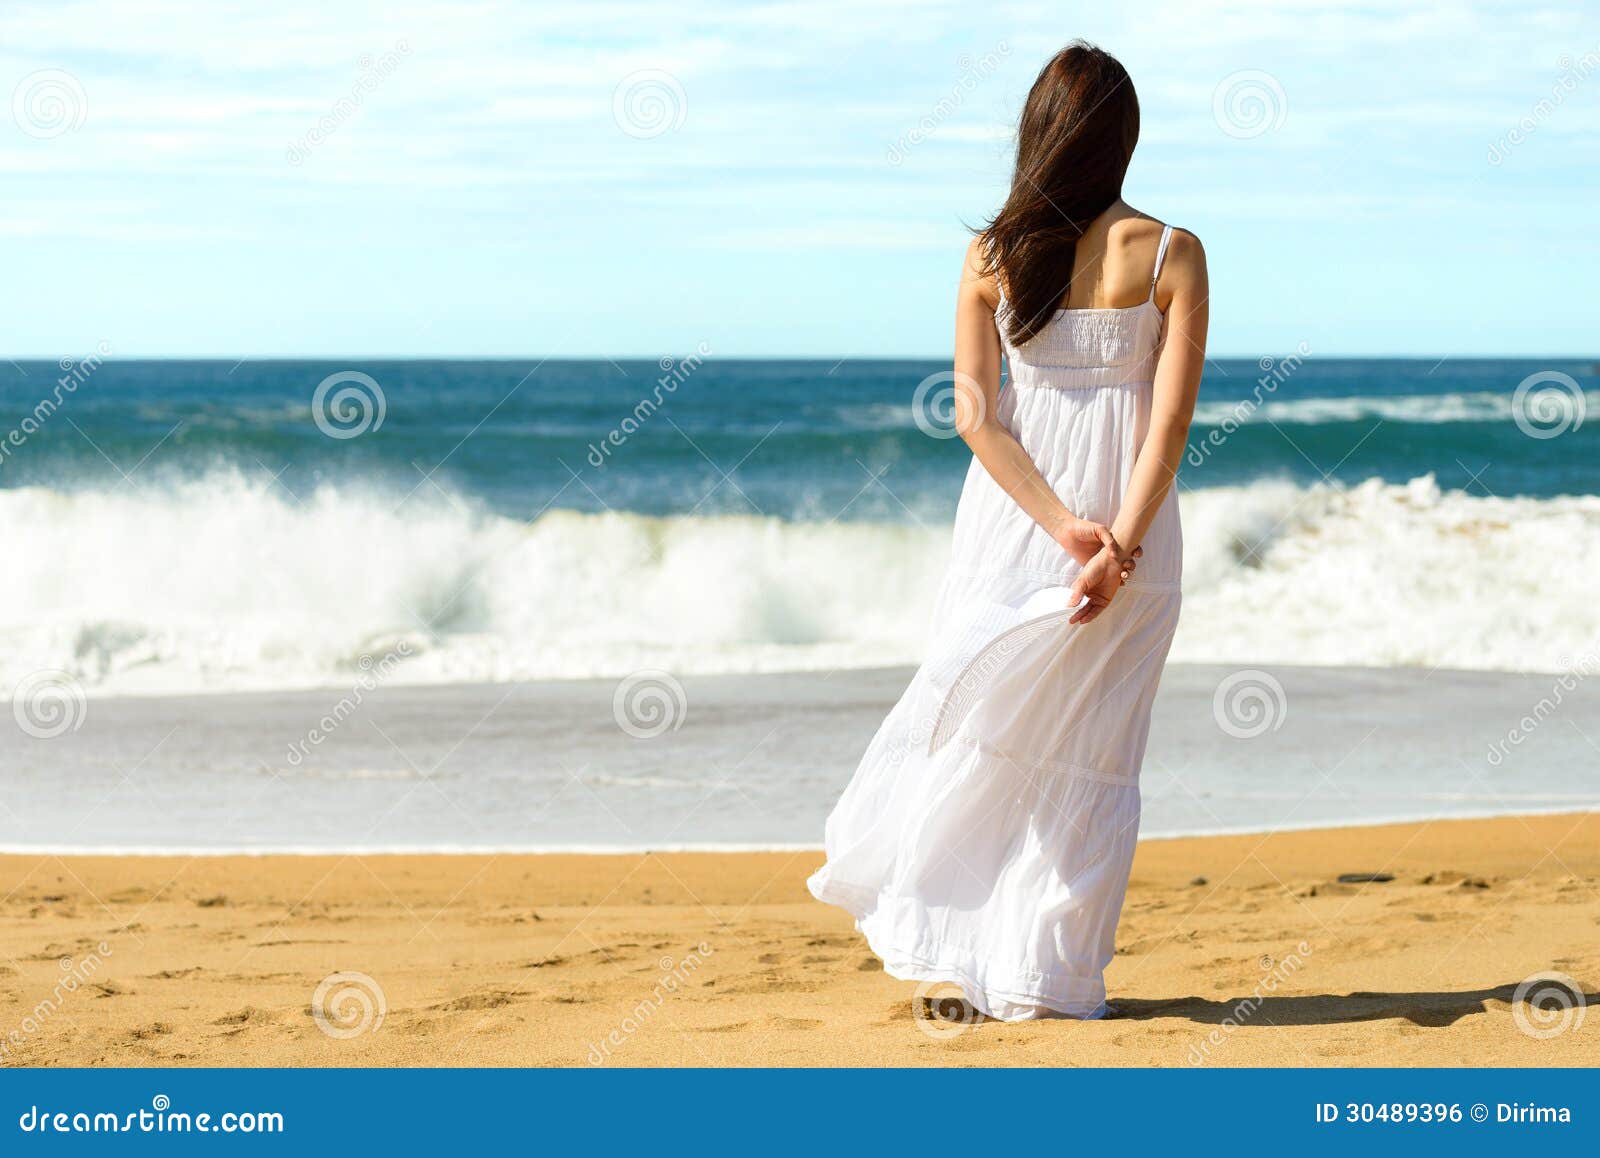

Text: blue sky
xmin=2 ymin=0 xmax=1596 ymax=358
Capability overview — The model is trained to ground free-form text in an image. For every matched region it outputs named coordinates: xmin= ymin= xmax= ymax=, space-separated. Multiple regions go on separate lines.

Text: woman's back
xmin=993 ymin=213 xmax=1177 ymax=392
xmin=967 ymin=212 xmax=1184 ymax=583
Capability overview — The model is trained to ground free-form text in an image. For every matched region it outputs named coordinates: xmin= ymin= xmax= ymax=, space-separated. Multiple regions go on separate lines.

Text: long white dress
xmin=808 ymin=226 xmax=1183 ymax=1020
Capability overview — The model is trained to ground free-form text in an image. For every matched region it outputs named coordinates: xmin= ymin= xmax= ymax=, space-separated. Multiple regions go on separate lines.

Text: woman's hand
xmin=1052 ymin=514 xmax=1142 ymax=573
xmin=1068 ymin=544 xmax=1138 ymax=625
xmin=1051 ymin=514 xmax=1120 ymax=565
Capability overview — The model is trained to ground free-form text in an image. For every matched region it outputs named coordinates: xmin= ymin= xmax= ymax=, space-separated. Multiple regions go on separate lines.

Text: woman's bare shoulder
xmin=962 ymin=235 xmax=1002 ymax=309
xmin=1161 ymin=226 xmax=1207 ymax=284
xmin=1110 ymin=214 xmax=1201 ymax=255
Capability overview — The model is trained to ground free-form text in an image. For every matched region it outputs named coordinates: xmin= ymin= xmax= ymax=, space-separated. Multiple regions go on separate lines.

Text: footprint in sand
xmin=1418 ymin=871 xmax=1476 ymax=886
xmin=1125 ymin=1026 xmax=1188 ymax=1040
xmin=466 ymin=910 xmax=543 ymax=926
xmin=882 ymin=1001 xmax=920 ymax=1023
xmin=254 ymin=938 xmax=350 ymax=947
xmin=431 ymin=989 xmax=527 ymax=1012
xmin=702 ymin=1015 xmax=821 ymax=1033
xmin=764 ymin=1015 xmax=822 ymax=1030
xmin=518 ymin=955 xmax=568 ymax=969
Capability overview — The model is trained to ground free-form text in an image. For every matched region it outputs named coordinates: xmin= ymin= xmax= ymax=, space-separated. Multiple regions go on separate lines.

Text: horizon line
xmin=7 ymin=353 xmax=1600 ymax=364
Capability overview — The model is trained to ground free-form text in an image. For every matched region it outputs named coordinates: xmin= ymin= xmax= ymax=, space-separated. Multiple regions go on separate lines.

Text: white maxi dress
xmin=808 ymin=226 xmax=1183 ymax=1020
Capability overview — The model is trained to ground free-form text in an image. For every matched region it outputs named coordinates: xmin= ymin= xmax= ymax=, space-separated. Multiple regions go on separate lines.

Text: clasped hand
xmin=1052 ymin=516 xmax=1140 ymax=626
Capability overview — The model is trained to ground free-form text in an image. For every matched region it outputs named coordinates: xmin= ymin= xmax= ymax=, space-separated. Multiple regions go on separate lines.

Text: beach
xmin=2 ymin=813 xmax=1595 ymax=1067
xmin=4 ymin=663 xmax=1597 ymax=1067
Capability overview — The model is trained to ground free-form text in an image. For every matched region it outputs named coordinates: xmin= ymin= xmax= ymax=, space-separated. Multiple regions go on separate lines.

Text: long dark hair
xmin=982 ymin=42 xmax=1140 ymax=345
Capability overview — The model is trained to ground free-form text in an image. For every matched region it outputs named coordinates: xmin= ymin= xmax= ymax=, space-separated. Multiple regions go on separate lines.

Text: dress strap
xmin=1148 ymin=224 xmax=1174 ymax=301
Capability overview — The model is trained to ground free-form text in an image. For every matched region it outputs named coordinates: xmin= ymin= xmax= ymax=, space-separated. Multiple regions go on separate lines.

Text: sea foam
xmin=1 ymin=469 xmax=1595 ymax=696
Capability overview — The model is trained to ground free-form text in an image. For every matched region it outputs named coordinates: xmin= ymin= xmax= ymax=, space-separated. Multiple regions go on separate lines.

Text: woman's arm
xmin=1110 ymin=230 xmax=1209 ymax=555
xmin=953 ymin=238 xmax=1123 ymax=565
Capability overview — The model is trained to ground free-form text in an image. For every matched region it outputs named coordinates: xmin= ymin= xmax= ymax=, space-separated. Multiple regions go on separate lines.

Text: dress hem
xmin=807 ymin=872 xmax=1111 ymax=1022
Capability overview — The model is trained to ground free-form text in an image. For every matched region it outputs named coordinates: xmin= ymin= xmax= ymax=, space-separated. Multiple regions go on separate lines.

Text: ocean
xmin=3 ymin=355 xmax=1596 ymax=697
xmin=3 ymin=355 xmax=1599 ymax=851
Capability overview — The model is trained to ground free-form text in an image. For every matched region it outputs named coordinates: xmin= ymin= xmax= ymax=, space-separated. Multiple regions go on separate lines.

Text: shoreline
xmin=7 ymin=664 xmax=1598 ymax=851
xmin=3 ymin=804 xmax=1597 ymax=858
xmin=2 ymin=813 xmax=1596 ymax=1067
xmin=44 ymin=656 xmax=1600 ymax=702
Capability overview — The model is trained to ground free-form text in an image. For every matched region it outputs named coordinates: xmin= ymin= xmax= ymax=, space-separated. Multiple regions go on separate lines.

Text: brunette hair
xmin=981 ymin=42 xmax=1140 ymax=344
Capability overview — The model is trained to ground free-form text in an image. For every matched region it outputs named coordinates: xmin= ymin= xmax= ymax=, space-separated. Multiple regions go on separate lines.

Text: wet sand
xmin=7 ymin=664 xmax=1597 ymax=851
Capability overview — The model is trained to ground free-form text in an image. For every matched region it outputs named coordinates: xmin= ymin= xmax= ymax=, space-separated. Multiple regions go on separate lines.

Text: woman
xmin=808 ymin=42 xmax=1208 ymax=1021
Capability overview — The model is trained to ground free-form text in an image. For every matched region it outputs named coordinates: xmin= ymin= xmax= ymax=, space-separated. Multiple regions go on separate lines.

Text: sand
xmin=1 ymin=813 xmax=1596 ymax=1067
